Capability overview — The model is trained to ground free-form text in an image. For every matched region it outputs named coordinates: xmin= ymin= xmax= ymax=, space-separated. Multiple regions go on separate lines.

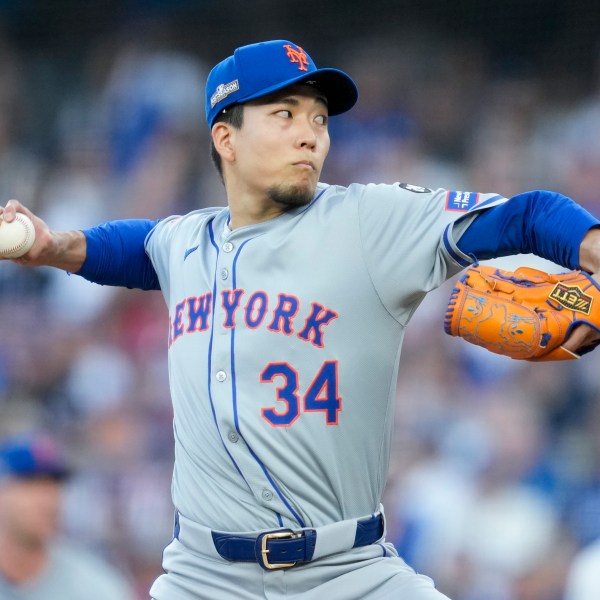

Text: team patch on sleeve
xmin=445 ymin=191 xmax=480 ymax=212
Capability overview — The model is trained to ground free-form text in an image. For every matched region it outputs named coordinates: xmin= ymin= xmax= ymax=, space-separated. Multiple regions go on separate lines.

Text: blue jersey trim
xmin=443 ymin=224 xmax=470 ymax=267
xmin=286 ymin=186 xmax=328 ymax=218
xmin=205 ymin=220 xmax=248 ymax=485
xmin=230 ymin=239 xmax=252 ymax=433
xmin=228 ymin=235 xmax=305 ymax=528
xmin=304 ymin=187 xmax=327 ymax=210
xmin=475 ymin=194 xmax=503 ymax=209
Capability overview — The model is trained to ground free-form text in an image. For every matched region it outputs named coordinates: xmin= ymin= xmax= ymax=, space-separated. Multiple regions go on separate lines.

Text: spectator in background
xmin=0 ymin=434 xmax=136 ymax=600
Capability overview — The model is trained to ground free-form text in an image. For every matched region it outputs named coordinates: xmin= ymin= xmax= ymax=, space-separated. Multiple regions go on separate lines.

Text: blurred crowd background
xmin=1 ymin=0 xmax=600 ymax=598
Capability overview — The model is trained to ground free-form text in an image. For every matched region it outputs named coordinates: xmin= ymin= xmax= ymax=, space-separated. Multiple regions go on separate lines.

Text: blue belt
xmin=211 ymin=513 xmax=384 ymax=570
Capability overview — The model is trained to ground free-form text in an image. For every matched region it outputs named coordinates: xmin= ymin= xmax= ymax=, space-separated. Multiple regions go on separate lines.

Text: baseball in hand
xmin=0 ymin=213 xmax=36 ymax=258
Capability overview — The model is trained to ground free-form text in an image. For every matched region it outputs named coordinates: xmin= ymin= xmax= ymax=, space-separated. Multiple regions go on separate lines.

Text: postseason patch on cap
xmin=445 ymin=191 xmax=480 ymax=212
xmin=210 ymin=80 xmax=240 ymax=108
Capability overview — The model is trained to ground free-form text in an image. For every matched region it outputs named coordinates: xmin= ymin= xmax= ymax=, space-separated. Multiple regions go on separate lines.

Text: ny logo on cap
xmin=283 ymin=44 xmax=309 ymax=71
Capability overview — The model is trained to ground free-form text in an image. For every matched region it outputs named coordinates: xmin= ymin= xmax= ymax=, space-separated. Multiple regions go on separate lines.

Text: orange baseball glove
xmin=444 ymin=264 xmax=600 ymax=361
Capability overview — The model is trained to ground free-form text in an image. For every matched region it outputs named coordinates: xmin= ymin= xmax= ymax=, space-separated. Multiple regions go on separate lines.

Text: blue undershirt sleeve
xmin=76 ymin=219 xmax=161 ymax=290
xmin=456 ymin=190 xmax=600 ymax=270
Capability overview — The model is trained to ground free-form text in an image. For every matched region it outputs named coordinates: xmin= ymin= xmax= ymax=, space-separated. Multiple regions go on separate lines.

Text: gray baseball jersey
xmin=145 ymin=182 xmax=507 ymax=533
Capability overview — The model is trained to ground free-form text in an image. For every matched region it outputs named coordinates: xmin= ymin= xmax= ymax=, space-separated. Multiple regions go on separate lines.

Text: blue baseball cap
xmin=205 ymin=40 xmax=358 ymax=128
xmin=0 ymin=435 xmax=71 ymax=481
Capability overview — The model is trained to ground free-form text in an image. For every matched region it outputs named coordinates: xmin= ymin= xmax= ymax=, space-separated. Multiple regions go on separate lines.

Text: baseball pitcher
xmin=2 ymin=40 xmax=600 ymax=599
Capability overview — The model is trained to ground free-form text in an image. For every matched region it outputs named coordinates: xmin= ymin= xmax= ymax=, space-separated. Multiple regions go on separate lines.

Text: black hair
xmin=210 ymin=104 xmax=244 ymax=182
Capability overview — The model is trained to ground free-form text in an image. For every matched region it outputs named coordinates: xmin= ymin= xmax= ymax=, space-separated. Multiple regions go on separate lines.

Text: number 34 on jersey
xmin=168 ymin=288 xmax=343 ymax=428
xmin=260 ymin=361 xmax=342 ymax=427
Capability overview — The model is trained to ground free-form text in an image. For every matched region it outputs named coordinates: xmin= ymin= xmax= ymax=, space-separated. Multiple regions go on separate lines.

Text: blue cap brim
xmin=234 ymin=67 xmax=358 ymax=116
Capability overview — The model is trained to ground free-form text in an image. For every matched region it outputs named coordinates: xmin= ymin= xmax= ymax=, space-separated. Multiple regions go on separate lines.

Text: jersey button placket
xmin=213 ymin=230 xmax=279 ymax=511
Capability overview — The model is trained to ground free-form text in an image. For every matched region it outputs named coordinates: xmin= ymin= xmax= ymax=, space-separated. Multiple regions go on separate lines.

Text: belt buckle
xmin=260 ymin=530 xmax=302 ymax=570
